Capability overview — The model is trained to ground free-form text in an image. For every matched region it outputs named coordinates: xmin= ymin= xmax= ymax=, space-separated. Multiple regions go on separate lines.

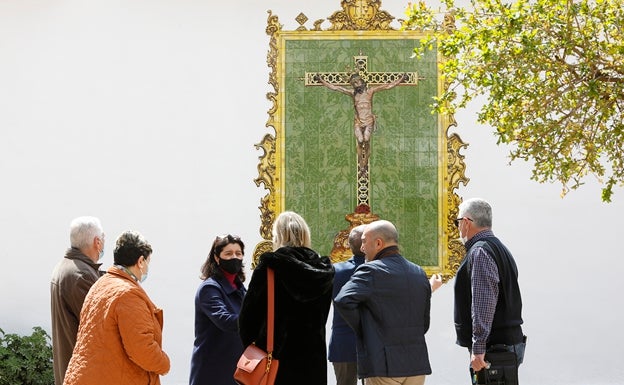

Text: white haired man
xmin=50 ymin=216 xmax=105 ymax=385
xmin=454 ymin=198 xmax=526 ymax=384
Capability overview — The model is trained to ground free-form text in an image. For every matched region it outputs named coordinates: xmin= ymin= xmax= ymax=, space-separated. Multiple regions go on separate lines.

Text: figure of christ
xmin=315 ymin=73 xmax=406 ymax=177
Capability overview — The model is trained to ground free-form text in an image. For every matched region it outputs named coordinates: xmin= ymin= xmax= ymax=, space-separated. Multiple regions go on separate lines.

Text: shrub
xmin=0 ymin=326 xmax=53 ymax=385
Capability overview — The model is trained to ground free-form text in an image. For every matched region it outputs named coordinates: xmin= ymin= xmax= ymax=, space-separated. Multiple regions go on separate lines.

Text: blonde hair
xmin=272 ymin=211 xmax=311 ymax=250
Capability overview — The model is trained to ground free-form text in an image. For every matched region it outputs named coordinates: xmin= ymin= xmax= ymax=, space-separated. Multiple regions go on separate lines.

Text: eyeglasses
xmin=453 ymin=217 xmax=473 ymax=227
xmin=213 ymin=234 xmax=241 ymax=245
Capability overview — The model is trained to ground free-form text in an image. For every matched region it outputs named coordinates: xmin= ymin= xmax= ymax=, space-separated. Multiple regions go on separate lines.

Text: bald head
xmin=368 ymin=220 xmax=398 ymax=243
xmin=361 ymin=220 xmax=399 ymax=261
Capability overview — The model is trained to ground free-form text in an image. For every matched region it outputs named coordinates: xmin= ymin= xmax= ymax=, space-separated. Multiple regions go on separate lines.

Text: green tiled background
xmin=283 ymin=38 xmax=439 ymax=266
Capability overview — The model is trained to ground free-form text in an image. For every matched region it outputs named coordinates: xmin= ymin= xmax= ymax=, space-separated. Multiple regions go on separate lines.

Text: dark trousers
xmin=469 ymin=336 xmax=527 ymax=385
xmin=332 ymin=361 xmax=362 ymax=385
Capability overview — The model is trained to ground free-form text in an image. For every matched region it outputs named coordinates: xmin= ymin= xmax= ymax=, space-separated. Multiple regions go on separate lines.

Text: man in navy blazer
xmin=329 ymin=225 xmax=366 ymax=385
xmin=334 ymin=220 xmax=433 ymax=385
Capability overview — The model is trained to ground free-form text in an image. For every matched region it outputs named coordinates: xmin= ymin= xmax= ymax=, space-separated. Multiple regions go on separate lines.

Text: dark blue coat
xmin=190 ymin=275 xmax=246 ymax=385
xmin=334 ymin=248 xmax=432 ymax=378
xmin=328 ymin=255 xmax=365 ymax=362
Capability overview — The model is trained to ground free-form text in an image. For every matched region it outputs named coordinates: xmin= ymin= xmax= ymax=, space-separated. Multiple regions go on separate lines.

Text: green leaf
xmin=403 ymin=0 xmax=624 ymax=201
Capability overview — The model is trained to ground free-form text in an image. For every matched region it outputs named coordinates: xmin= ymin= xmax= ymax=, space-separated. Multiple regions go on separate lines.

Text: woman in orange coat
xmin=63 ymin=230 xmax=170 ymax=385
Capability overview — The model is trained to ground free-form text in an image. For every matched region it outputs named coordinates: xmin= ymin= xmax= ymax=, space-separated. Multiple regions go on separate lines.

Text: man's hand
xmin=471 ymin=352 xmax=489 ymax=372
xmin=429 ymin=274 xmax=442 ymax=292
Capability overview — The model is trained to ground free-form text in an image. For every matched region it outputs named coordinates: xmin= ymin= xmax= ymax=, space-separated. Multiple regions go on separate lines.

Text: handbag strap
xmin=266 ymin=268 xmax=275 ymax=353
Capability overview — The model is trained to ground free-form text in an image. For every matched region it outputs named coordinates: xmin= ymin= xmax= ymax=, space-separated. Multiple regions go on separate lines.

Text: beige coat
xmin=63 ymin=266 xmax=170 ymax=385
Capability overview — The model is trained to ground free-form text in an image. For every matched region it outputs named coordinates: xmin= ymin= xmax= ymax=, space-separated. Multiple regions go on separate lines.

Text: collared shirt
xmin=465 ymin=229 xmax=499 ymax=354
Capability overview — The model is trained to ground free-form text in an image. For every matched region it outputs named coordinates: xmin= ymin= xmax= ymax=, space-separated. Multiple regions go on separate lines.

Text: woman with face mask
xmin=190 ymin=234 xmax=247 ymax=385
xmin=64 ymin=230 xmax=170 ymax=385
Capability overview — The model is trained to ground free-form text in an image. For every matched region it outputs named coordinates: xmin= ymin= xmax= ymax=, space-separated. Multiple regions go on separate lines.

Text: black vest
xmin=454 ymin=236 xmax=524 ymax=348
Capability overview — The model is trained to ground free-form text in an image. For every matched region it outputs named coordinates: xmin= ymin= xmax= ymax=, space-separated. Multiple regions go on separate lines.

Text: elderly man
xmin=454 ymin=198 xmax=526 ymax=384
xmin=50 ymin=216 xmax=105 ymax=385
xmin=334 ymin=220 xmax=432 ymax=385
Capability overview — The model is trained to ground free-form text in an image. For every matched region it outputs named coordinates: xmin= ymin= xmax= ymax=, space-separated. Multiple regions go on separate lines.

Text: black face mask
xmin=219 ymin=258 xmax=242 ymax=274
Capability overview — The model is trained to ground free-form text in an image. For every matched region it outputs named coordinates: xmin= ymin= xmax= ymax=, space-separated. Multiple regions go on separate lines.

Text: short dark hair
xmin=113 ymin=231 xmax=152 ymax=266
xmin=348 ymin=225 xmax=365 ymax=256
xmin=200 ymin=234 xmax=246 ymax=281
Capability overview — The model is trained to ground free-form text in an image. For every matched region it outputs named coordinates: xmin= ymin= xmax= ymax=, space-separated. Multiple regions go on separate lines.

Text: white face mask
xmin=96 ymin=234 xmax=105 ymax=262
xmin=139 ymin=258 xmax=149 ymax=283
xmin=457 ymin=215 xmax=468 ymax=244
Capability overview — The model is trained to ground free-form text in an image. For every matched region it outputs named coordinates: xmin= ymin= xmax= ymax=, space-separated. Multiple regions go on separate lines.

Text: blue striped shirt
xmin=465 ymin=229 xmax=498 ymax=354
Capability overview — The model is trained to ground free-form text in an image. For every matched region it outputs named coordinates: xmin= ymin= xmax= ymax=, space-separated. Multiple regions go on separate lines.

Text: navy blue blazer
xmin=334 ymin=249 xmax=432 ymax=378
xmin=328 ymin=254 xmax=365 ymax=362
xmin=190 ymin=275 xmax=246 ymax=385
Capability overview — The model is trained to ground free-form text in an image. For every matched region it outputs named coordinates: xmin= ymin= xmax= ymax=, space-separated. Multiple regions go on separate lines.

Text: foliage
xmin=0 ymin=327 xmax=54 ymax=385
xmin=402 ymin=0 xmax=624 ymax=201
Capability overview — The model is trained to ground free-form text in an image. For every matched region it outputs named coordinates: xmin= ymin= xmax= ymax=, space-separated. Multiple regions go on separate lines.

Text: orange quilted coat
xmin=63 ymin=266 xmax=170 ymax=385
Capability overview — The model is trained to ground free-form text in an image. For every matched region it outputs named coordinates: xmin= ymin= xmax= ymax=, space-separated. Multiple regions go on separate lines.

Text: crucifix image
xmin=306 ymin=53 xmax=421 ymax=208
xmin=314 ymin=72 xmax=405 ymax=175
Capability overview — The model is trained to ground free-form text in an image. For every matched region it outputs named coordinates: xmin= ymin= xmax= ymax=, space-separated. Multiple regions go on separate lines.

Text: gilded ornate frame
xmin=253 ymin=0 xmax=468 ymax=281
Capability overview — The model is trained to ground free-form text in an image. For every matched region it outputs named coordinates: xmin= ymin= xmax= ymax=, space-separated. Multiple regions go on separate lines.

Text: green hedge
xmin=0 ymin=327 xmax=53 ymax=385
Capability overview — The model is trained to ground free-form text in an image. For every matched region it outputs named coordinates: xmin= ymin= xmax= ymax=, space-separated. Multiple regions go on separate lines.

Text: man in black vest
xmin=454 ymin=198 xmax=526 ymax=383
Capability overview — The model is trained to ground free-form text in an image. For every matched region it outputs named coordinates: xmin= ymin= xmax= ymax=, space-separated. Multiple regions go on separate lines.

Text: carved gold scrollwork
xmin=443 ymin=11 xmax=457 ymax=33
xmin=435 ymin=12 xmax=468 ymax=282
xmin=312 ymin=19 xmax=325 ymax=31
xmin=443 ymin=130 xmax=469 ymax=281
xmin=295 ymin=13 xmax=309 ymax=31
xmin=257 ymin=3 xmax=470 ymax=281
xmin=251 ymin=240 xmax=273 ymax=269
xmin=328 ymin=0 xmax=395 ymax=30
xmin=254 ymin=133 xmax=277 ymax=241
xmin=253 ymin=11 xmax=282 ymax=265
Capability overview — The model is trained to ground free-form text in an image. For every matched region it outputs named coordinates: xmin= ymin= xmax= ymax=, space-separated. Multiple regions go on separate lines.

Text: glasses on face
xmin=453 ymin=217 xmax=473 ymax=227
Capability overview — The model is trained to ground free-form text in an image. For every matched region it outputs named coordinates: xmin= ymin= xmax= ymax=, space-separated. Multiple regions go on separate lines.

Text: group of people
xmin=50 ymin=197 xmax=526 ymax=385
xmin=50 ymin=218 xmax=170 ymax=385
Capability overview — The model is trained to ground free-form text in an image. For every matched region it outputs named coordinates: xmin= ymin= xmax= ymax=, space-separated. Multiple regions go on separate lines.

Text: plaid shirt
xmin=465 ymin=229 xmax=499 ymax=355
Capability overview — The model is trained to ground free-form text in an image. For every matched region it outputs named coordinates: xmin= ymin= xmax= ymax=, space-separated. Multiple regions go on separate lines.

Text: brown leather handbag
xmin=234 ymin=268 xmax=279 ymax=385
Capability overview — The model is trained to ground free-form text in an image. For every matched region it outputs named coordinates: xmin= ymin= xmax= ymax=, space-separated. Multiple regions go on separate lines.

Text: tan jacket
xmin=63 ymin=266 xmax=170 ymax=385
xmin=50 ymin=248 xmax=102 ymax=385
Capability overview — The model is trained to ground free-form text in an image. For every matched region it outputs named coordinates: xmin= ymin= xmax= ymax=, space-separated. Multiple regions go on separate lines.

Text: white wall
xmin=1 ymin=1 xmax=622 ymax=384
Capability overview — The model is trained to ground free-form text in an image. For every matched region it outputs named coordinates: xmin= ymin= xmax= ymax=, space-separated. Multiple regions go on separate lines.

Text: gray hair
xmin=366 ymin=220 xmax=399 ymax=244
xmin=458 ymin=198 xmax=492 ymax=228
xmin=69 ymin=216 xmax=104 ymax=249
xmin=272 ymin=211 xmax=311 ymax=250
